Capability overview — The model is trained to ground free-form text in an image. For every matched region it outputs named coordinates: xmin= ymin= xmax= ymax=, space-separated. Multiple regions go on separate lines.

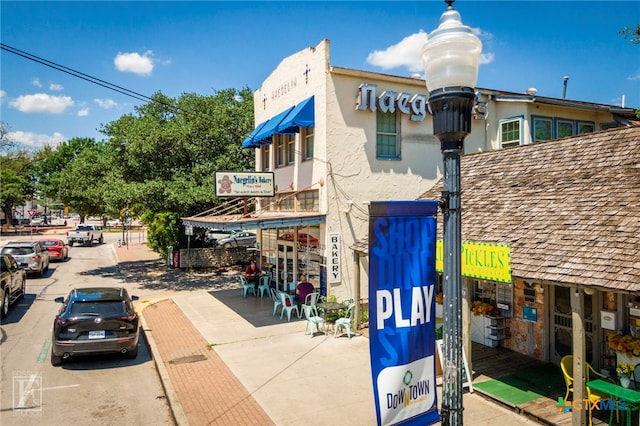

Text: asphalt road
xmin=0 ymin=233 xmax=173 ymax=426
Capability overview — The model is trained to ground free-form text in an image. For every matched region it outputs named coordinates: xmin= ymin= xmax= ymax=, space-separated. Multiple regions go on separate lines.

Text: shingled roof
xmin=415 ymin=126 xmax=640 ymax=292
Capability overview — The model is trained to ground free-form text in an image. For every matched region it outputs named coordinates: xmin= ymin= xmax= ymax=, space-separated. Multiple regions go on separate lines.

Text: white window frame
xmin=499 ymin=116 xmax=524 ymax=148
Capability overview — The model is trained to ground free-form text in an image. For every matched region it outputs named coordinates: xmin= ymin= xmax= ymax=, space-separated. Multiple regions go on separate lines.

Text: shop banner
xmin=368 ymin=200 xmax=440 ymax=426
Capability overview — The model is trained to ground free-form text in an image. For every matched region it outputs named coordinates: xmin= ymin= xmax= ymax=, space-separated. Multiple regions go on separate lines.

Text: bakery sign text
xmin=355 ymin=83 xmax=428 ymax=122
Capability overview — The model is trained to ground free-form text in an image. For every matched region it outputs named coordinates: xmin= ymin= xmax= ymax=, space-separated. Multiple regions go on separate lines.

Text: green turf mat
xmin=474 ymin=363 xmax=565 ymax=406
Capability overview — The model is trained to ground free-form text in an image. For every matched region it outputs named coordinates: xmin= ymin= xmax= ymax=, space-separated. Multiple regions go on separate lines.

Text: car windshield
xmin=2 ymin=247 xmax=33 ymax=255
xmin=69 ymin=301 xmax=127 ymax=316
xmin=76 ymin=226 xmax=93 ymax=231
xmin=40 ymin=241 xmax=58 ymax=247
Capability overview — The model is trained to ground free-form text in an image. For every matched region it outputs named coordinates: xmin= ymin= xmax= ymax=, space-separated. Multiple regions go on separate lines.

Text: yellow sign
xmin=436 ymin=240 xmax=511 ymax=283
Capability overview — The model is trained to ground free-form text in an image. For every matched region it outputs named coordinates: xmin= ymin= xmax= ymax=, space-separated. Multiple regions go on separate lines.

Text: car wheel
xmin=68 ymin=241 xmax=74 ymax=247
xmin=51 ymin=349 xmax=62 ymax=366
xmin=224 ymin=242 xmax=233 ymax=248
xmin=1 ymin=289 xmax=9 ymax=319
xmin=99 ymin=236 xmax=104 ymax=244
xmin=44 ymin=261 xmax=49 ymax=272
xmin=126 ymin=347 xmax=138 ymax=359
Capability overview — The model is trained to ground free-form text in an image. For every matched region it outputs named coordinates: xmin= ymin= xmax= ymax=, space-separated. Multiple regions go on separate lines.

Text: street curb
xmin=140 ymin=311 xmax=189 ymax=426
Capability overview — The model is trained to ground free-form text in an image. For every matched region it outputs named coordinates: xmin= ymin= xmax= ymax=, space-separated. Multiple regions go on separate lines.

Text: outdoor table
xmin=586 ymin=378 xmax=640 ymax=426
xmin=316 ymin=302 xmax=346 ymax=328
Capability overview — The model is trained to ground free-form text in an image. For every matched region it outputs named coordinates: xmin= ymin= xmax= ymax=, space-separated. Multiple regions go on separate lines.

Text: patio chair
xmin=334 ymin=303 xmax=356 ymax=339
xmin=301 ymin=304 xmax=327 ymax=337
xmin=279 ymin=292 xmax=299 ymax=321
xmin=301 ymin=292 xmax=319 ymax=311
xmin=269 ymin=288 xmax=282 ymax=316
xmin=258 ymin=275 xmax=270 ymax=298
xmin=560 ymin=355 xmax=615 ymax=426
xmin=240 ymin=276 xmax=255 ymax=298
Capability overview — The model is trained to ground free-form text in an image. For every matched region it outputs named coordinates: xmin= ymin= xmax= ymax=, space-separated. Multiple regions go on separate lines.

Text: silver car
xmin=1 ymin=241 xmax=50 ymax=277
xmin=217 ymin=231 xmax=256 ymax=248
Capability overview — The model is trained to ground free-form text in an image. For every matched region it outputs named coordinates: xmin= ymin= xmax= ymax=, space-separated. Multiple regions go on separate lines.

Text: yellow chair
xmin=560 ymin=355 xmax=616 ymax=426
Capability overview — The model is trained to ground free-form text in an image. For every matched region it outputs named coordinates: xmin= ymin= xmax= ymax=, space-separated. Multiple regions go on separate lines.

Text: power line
xmin=1 ymin=43 xmax=163 ymax=106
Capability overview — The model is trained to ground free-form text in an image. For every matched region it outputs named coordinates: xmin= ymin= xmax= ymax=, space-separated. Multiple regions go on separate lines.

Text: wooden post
xmin=571 ymin=287 xmax=586 ymax=426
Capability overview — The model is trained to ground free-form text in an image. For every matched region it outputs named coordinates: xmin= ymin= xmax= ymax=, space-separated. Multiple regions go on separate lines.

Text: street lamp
xmin=421 ymin=1 xmax=481 ymax=425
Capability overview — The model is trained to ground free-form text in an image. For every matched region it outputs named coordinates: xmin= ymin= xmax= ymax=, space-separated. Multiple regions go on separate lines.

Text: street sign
xmin=28 ymin=209 xmax=36 ymax=217
xmin=185 ymin=225 xmax=193 ymax=236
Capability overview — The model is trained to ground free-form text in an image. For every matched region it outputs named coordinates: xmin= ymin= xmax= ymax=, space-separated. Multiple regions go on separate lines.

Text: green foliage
xmin=142 ymin=211 xmax=182 ymax=255
xmin=619 ymin=24 xmax=640 ymax=45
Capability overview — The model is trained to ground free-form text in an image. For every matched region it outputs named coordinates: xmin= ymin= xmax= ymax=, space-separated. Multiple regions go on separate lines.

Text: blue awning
xmin=276 ymin=96 xmax=315 ymax=134
xmin=241 ymin=96 xmax=315 ymax=149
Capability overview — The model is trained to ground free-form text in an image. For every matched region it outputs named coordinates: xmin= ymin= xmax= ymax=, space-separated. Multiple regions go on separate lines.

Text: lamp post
xmin=421 ymin=1 xmax=481 ymax=425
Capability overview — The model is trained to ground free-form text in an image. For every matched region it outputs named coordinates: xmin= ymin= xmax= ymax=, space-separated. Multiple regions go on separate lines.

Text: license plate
xmin=88 ymin=330 xmax=105 ymax=339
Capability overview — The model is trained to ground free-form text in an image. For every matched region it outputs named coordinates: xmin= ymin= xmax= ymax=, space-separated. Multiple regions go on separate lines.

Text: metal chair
xmin=269 ymin=288 xmax=282 ymax=316
xmin=279 ymin=292 xmax=299 ymax=321
xmin=301 ymin=292 xmax=319 ymax=311
xmin=301 ymin=304 xmax=326 ymax=337
xmin=334 ymin=303 xmax=356 ymax=339
xmin=240 ymin=276 xmax=256 ymax=297
xmin=257 ymin=275 xmax=270 ymax=298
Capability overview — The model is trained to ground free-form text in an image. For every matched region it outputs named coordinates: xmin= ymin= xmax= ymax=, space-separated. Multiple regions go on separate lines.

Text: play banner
xmin=368 ymin=200 xmax=440 ymax=426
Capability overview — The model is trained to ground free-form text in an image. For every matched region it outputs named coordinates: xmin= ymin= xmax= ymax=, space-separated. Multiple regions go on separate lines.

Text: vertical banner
xmin=369 ymin=200 xmax=440 ymax=426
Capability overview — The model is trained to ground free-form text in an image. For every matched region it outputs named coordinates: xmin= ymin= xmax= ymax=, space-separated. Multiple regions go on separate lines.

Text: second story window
xmin=297 ymin=190 xmax=319 ymax=212
xmin=532 ymin=116 xmax=553 ymax=142
xmin=286 ymin=134 xmax=296 ymax=165
xmin=499 ymin=117 xmax=523 ymax=148
xmin=303 ymin=127 xmax=314 ymax=160
xmin=262 ymin=145 xmax=270 ymax=171
xmin=276 ymin=136 xmax=285 ymax=167
xmin=376 ymin=110 xmax=400 ymax=159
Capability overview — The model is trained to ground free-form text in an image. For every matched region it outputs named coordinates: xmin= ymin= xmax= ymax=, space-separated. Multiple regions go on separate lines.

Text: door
xmin=549 ymin=286 xmax=598 ymax=366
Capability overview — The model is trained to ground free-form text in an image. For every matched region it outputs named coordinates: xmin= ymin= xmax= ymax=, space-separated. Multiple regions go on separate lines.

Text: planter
xmin=620 ymin=377 xmax=631 ymax=388
xmin=616 ymin=352 xmax=640 ymax=371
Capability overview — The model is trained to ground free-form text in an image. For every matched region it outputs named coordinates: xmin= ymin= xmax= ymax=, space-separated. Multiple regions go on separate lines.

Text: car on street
xmin=1 ymin=241 xmax=50 ymax=277
xmin=278 ymin=231 xmax=320 ymax=248
xmin=106 ymin=219 xmax=121 ymax=227
xmin=0 ymin=254 xmax=26 ymax=318
xmin=51 ymin=287 xmax=140 ymax=366
xmin=217 ymin=231 xmax=257 ymax=248
xmin=39 ymin=238 xmax=69 ymax=262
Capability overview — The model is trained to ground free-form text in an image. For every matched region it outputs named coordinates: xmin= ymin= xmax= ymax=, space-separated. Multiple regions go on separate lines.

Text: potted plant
xmin=616 ymin=361 xmax=635 ymax=388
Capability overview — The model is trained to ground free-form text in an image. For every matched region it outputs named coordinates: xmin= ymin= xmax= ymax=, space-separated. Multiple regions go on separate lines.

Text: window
xmin=376 ymin=110 xmax=400 ymax=159
xmin=276 ymin=135 xmax=285 ymax=167
xmin=303 ymin=127 xmax=314 ymax=160
xmin=556 ymin=119 xmax=574 ymax=139
xmin=532 ymin=116 xmax=552 ymax=142
xmin=577 ymin=121 xmax=595 ymax=135
xmin=262 ymin=145 xmax=270 ymax=171
xmin=499 ymin=117 xmax=523 ymax=148
xmin=279 ymin=194 xmax=294 ymax=211
xmin=286 ymin=134 xmax=296 ymax=164
xmin=297 ymin=190 xmax=319 ymax=212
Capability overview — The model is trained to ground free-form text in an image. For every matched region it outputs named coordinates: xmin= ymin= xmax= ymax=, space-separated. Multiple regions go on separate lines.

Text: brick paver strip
xmin=143 ymin=299 xmax=274 ymax=426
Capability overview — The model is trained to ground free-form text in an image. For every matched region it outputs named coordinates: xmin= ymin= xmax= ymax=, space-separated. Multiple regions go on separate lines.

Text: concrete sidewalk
xmin=115 ymin=241 xmax=541 ymax=426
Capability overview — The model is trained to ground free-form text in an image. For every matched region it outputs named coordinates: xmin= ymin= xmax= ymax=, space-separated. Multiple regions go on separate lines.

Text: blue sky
xmin=2 ymin=1 xmax=639 ymax=149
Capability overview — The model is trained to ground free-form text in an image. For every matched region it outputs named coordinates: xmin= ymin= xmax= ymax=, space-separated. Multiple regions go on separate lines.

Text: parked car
xmin=0 ymin=254 xmax=26 ymax=318
xmin=1 ymin=241 xmax=50 ymax=277
xmin=51 ymin=287 xmax=140 ymax=366
xmin=39 ymin=238 xmax=69 ymax=262
xmin=106 ymin=219 xmax=121 ymax=227
xmin=205 ymin=228 xmax=234 ymax=244
xmin=278 ymin=232 xmax=320 ymax=248
xmin=217 ymin=231 xmax=257 ymax=248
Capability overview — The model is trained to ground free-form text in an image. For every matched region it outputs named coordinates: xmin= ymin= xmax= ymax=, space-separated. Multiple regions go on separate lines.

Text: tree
xmin=619 ymin=24 xmax=640 ymax=45
xmin=99 ymin=88 xmax=255 ymax=252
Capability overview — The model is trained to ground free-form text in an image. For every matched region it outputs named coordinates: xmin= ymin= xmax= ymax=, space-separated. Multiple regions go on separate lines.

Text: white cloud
xmin=31 ymin=78 xmax=43 ymax=88
xmin=9 ymin=93 xmax=74 ymax=114
xmin=114 ymin=50 xmax=154 ymax=75
xmin=8 ymin=131 xmax=66 ymax=148
xmin=628 ymin=71 xmax=640 ymax=81
xmin=367 ymin=28 xmax=495 ymax=73
xmin=367 ymin=31 xmax=428 ymax=73
xmin=77 ymin=108 xmax=89 ymax=116
xmin=49 ymin=83 xmax=64 ymax=91
xmin=94 ymin=98 xmax=118 ymax=109
xmin=0 ymin=90 xmax=5 ymax=99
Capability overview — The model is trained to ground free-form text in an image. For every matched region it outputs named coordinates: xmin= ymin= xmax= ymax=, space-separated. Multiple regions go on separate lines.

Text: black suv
xmin=0 ymin=254 xmax=26 ymax=318
xmin=51 ymin=287 xmax=140 ymax=366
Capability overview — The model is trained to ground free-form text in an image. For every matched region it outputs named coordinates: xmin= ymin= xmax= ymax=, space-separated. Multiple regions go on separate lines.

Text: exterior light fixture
xmin=421 ymin=1 xmax=482 ymax=425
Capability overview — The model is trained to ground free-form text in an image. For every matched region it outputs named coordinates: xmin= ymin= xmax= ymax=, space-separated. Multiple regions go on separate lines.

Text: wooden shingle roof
xmin=417 ymin=126 xmax=640 ymax=291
